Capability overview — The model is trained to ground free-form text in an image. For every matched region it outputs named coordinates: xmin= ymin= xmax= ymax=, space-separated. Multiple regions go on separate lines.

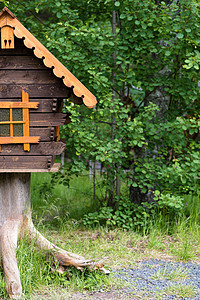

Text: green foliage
xmin=32 ymin=172 xmax=200 ymax=233
xmin=82 ymin=192 xmax=185 ymax=230
xmin=153 ymin=191 xmax=184 ymax=214
xmin=5 ymin=0 xmax=200 ymax=215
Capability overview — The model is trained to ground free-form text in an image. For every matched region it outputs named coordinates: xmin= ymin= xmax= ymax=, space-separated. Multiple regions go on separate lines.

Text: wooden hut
xmin=0 ymin=7 xmax=96 ymax=172
xmin=0 ymin=8 xmax=101 ymax=299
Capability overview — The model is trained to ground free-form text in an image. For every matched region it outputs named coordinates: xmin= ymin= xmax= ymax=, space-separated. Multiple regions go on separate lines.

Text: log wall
xmin=0 ymin=36 xmax=67 ymax=170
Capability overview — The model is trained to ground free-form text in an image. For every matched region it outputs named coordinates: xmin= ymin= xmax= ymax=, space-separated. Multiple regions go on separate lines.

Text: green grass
xmin=151 ymin=265 xmax=189 ymax=281
xmin=0 ymin=173 xmax=199 ymax=298
xmin=164 ymin=284 xmax=197 ymax=298
xmin=183 ymin=194 xmax=200 ymax=224
xmin=0 ymin=234 xmax=115 ymax=299
xmin=31 ymin=173 xmax=104 ymax=225
xmin=0 ymin=225 xmax=200 ymax=299
xmin=30 ymin=173 xmax=200 ymax=265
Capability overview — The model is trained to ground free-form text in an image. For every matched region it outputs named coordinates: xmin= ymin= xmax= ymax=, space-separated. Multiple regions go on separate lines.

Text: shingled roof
xmin=0 ymin=7 xmax=97 ymax=108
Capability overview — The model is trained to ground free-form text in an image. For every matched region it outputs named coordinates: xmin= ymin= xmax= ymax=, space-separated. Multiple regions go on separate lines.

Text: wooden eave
xmin=0 ymin=7 xmax=97 ymax=108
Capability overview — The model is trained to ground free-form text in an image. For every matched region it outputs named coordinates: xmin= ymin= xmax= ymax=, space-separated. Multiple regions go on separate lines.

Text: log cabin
xmin=0 ymin=7 xmax=96 ymax=172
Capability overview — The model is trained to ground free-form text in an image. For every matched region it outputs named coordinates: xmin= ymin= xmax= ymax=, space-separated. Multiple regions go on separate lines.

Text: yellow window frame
xmin=0 ymin=90 xmax=40 ymax=152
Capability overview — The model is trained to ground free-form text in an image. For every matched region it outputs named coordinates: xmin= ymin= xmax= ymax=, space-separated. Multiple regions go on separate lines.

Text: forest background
xmin=1 ymin=0 xmax=200 ymax=229
xmin=0 ymin=0 xmax=199 ymax=298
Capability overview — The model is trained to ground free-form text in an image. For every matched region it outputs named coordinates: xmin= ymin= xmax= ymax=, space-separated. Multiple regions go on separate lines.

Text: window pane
xmin=13 ymin=124 xmax=23 ymax=136
xmin=0 ymin=109 xmax=9 ymax=121
xmin=13 ymin=109 xmax=22 ymax=121
xmin=0 ymin=125 xmax=10 ymax=136
xmin=0 ymin=109 xmax=10 ymax=136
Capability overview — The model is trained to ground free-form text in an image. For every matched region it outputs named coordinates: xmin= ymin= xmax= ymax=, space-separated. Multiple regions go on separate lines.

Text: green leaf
xmin=120 ymin=14 xmax=126 ymax=19
xmin=57 ymin=12 xmax=62 ymax=18
xmin=115 ymin=1 xmax=120 ymax=6
xmin=165 ymin=51 xmax=171 ymax=56
xmin=128 ymin=16 xmax=133 ymax=21
xmin=177 ymin=33 xmax=184 ymax=39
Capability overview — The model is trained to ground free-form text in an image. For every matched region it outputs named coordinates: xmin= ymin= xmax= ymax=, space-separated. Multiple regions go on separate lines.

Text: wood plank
xmin=0 ymin=155 xmax=53 ymax=169
xmin=0 ymin=136 xmax=40 ymax=144
xmin=30 ymin=99 xmax=54 ymax=112
xmin=29 ymin=113 xmax=66 ymax=126
xmin=0 ymin=99 xmax=57 ymax=112
xmin=0 ymin=47 xmax=33 ymax=56
xmin=0 ymin=101 xmax=39 ymax=108
xmin=0 ymin=121 xmax=24 ymax=125
xmin=10 ymin=108 xmax=13 ymax=137
xmin=22 ymin=90 xmax=30 ymax=151
xmin=0 ymin=84 xmax=70 ymax=98
xmin=0 ymin=162 xmax=60 ymax=172
xmin=30 ymin=127 xmax=54 ymax=141
xmin=0 ymin=142 xmax=65 ymax=155
xmin=55 ymin=100 xmax=63 ymax=141
xmin=0 ymin=56 xmax=47 ymax=69
xmin=0 ymin=70 xmax=59 ymax=84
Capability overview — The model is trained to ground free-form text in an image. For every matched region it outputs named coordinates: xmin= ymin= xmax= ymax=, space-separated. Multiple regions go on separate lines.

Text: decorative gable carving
xmin=1 ymin=25 xmax=14 ymax=49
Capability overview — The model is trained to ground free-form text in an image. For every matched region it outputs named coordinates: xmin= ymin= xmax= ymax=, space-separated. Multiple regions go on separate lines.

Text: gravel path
xmin=113 ymin=259 xmax=200 ymax=299
xmin=29 ymin=259 xmax=200 ymax=299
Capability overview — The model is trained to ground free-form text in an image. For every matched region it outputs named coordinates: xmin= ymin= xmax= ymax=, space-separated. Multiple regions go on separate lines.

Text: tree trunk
xmin=107 ymin=3 xmax=121 ymax=207
xmin=0 ymin=173 xmax=30 ymax=298
xmin=0 ymin=173 xmax=107 ymax=299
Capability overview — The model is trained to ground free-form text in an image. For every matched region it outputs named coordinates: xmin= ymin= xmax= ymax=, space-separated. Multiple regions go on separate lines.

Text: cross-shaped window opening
xmin=0 ymin=108 xmax=23 ymax=137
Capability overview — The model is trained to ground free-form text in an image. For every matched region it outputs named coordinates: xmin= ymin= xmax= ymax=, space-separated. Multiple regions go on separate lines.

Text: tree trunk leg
xmin=0 ymin=218 xmax=23 ymax=299
xmin=0 ymin=173 xmax=31 ymax=299
xmin=0 ymin=173 xmax=109 ymax=299
xmin=26 ymin=220 xmax=109 ymax=274
xmin=27 ymin=219 xmax=93 ymax=270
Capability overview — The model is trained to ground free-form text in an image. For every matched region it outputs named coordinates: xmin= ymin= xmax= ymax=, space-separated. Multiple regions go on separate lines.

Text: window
xmin=0 ymin=108 xmax=23 ymax=137
xmin=0 ymin=91 xmax=39 ymax=152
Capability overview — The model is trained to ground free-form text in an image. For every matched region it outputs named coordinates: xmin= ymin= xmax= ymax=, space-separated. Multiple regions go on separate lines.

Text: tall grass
xmin=31 ymin=173 xmax=200 ymax=231
xmin=183 ymin=194 xmax=200 ymax=224
xmin=31 ymin=173 xmax=104 ymax=227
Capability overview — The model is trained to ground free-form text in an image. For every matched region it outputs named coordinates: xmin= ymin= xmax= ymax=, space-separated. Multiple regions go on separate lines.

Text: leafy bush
xmin=82 ymin=192 xmax=184 ymax=230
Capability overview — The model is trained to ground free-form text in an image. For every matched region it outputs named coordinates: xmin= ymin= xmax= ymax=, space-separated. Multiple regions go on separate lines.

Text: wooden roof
xmin=0 ymin=7 xmax=97 ymax=108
